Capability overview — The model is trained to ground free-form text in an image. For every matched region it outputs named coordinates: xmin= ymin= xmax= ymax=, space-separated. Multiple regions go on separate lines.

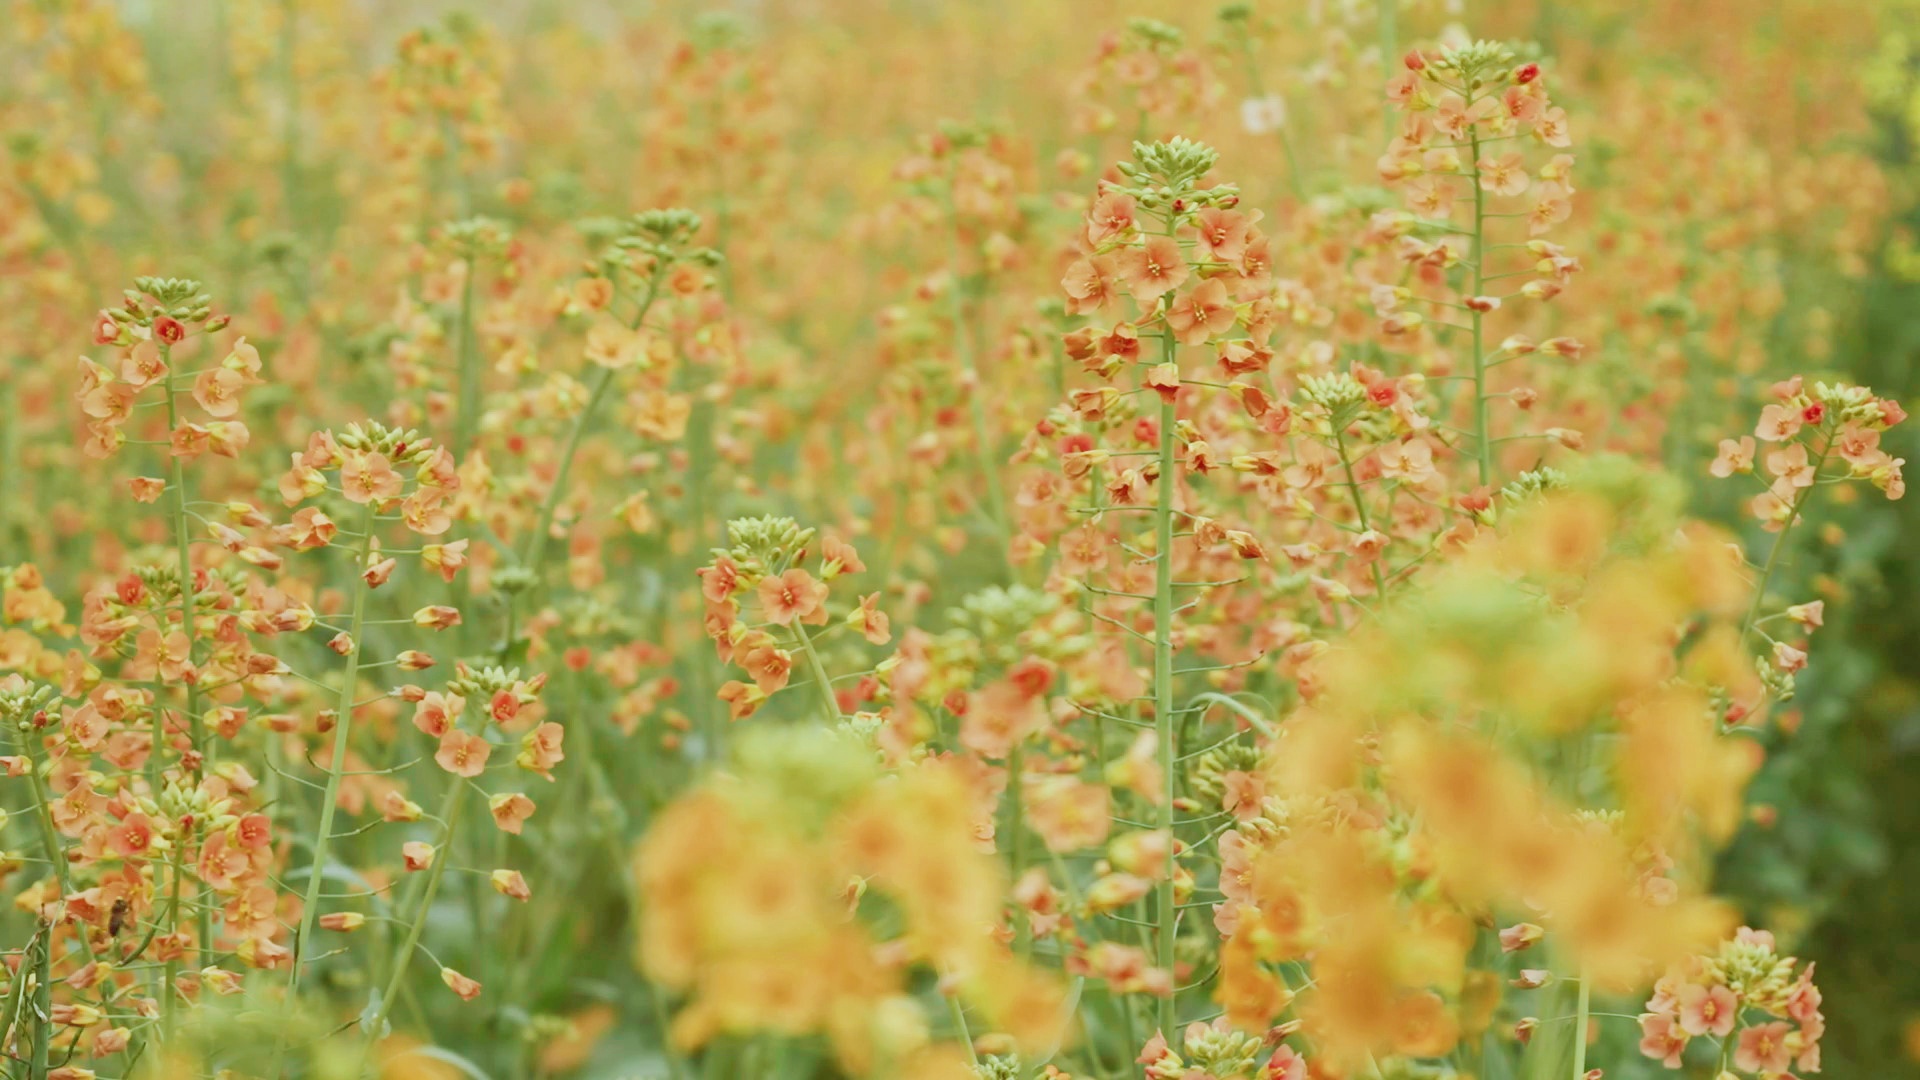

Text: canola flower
xmin=0 ymin=1 xmax=1911 ymax=1078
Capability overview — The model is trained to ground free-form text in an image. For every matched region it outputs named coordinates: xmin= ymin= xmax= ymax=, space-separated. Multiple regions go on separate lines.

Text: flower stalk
xmin=362 ymin=775 xmax=469 ymax=1060
xmin=288 ymin=498 xmax=379 ymax=1001
xmin=1152 ymin=329 xmax=1179 ymax=1040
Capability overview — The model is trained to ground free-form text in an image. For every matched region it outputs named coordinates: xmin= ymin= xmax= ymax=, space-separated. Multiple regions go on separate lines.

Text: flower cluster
xmin=0 ymin=3 xmax=1907 ymax=1077
xmin=637 ymin=726 xmax=1062 ymax=1074
xmin=78 ymin=279 xmax=256 ymax=463
xmin=697 ymin=515 xmax=889 ymax=722
xmin=1638 ymin=927 xmax=1825 ymax=1075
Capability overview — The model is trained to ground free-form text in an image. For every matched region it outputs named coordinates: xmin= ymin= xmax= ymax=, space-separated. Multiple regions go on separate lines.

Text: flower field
xmin=3 ymin=0 xmax=1919 ymax=1077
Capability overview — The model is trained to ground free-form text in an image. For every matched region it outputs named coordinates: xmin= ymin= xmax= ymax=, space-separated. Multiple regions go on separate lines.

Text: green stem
xmin=1740 ymin=443 xmax=1832 ymax=640
xmin=288 ymin=498 xmax=378 ymax=1002
xmin=1468 ymin=123 xmax=1493 ymax=487
xmin=1151 ymin=333 xmax=1179 ymax=1039
xmin=947 ymin=990 xmax=980 ymax=1065
xmin=678 ymin=357 xmax=723 ymax=758
xmin=12 ymin=726 xmax=97 ymax=966
xmin=159 ymin=840 xmax=188 ymax=1042
xmin=30 ymin=917 xmax=51 ymax=1076
xmin=1008 ymin=743 xmax=1030 ymax=957
xmin=521 ymin=273 xmax=665 ymax=574
xmin=452 ymin=266 xmax=480 ymax=463
xmin=362 ymin=778 xmax=468 ymax=1060
xmin=1570 ymin=970 xmax=1590 ymax=1080
xmin=943 ymin=186 xmax=1011 ymax=567
xmin=1186 ymin=692 xmax=1277 ymax=738
xmin=791 ymin=621 xmax=839 ymax=722
xmin=1333 ymin=424 xmax=1390 ymax=598
xmin=161 ymin=343 xmax=214 ymax=968
xmin=0 ymin=375 xmax=17 ymax=560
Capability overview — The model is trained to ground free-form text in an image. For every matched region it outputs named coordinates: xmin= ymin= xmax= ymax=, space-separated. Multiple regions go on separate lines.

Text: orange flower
xmin=412 ymin=692 xmax=464 ymax=738
xmin=488 ymin=792 xmax=537 ymax=835
xmin=435 ymin=730 xmax=492 ymax=778
xmin=107 ymin=813 xmax=156 ymax=860
xmin=402 ymin=842 xmax=436 ymax=871
xmin=718 ymin=680 xmax=766 ymax=720
xmin=1193 ymin=207 xmax=1251 ymax=263
xmin=421 ymin=539 xmax=470 ymax=582
xmin=1116 ymin=235 xmax=1189 ymax=303
xmin=1062 ymin=256 xmax=1119 ymax=315
xmin=192 ymin=367 xmax=244 ymax=417
xmin=1085 ymin=191 xmax=1136 ymax=246
xmin=340 ymin=451 xmax=402 ymax=504
xmin=1476 ymin=151 xmax=1530 ymax=196
xmin=516 ymin=722 xmax=566 ymax=780
xmin=742 ymin=643 xmax=794 ymax=694
xmin=1164 ymin=277 xmax=1234 ymax=345
xmin=440 ymin=967 xmax=483 ymax=1001
xmin=757 ymin=568 xmax=829 ymax=626
xmin=490 ymin=869 xmax=532 ymax=901
xmin=850 ymin=593 xmax=891 ymax=645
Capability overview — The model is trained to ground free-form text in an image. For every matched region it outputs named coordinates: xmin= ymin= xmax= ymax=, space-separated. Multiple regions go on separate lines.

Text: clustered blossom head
xmin=1382 ymin=41 xmax=1573 ymax=232
xmin=698 ymin=515 xmax=890 ymax=720
xmin=1070 ymin=19 xmax=1225 ymax=141
xmin=78 ymin=277 xmax=258 ymax=462
xmin=1638 ymin=926 xmax=1824 ymax=1075
xmin=398 ymin=663 xmax=559 ymax=787
xmin=1720 ymin=376 xmax=1907 ymax=527
xmin=1136 ymin=1018 xmax=1308 ymax=1080
xmin=637 ymin=726 xmax=1063 ymax=1073
xmin=278 ymin=420 xmax=466 ymax=543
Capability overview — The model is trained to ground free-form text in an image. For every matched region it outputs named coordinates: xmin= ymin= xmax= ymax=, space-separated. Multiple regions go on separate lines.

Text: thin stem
xmin=288 ymin=498 xmax=378 ymax=1003
xmin=452 ymin=263 xmax=481 ymax=462
xmin=522 ymin=269 xmax=665 ymax=574
xmin=1468 ymin=122 xmax=1493 ymax=486
xmin=1571 ymin=968 xmax=1591 ymax=1080
xmin=942 ymin=183 xmax=1012 ymax=567
xmin=1151 ymin=333 xmax=1179 ymax=1039
xmin=161 ymin=342 xmax=215 ymax=969
xmin=1333 ymin=424 xmax=1390 ymax=598
xmin=791 ymin=620 xmax=840 ymax=722
xmin=31 ymin=918 xmax=52 ymax=1076
xmin=1008 ymin=743 xmax=1030 ymax=956
xmin=1740 ymin=443 xmax=1833 ymax=641
xmin=362 ymin=777 xmax=468 ymax=1062
xmin=948 ymin=990 xmax=980 ymax=1066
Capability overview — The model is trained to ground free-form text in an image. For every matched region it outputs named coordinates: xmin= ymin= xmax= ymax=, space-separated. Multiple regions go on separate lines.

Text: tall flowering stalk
xmin=1636 ymin=927 xmax=1827 ymax=1076
xmin=1058 ymin=137 xmax=1274 ymax=1041
xmin=361 ymin=660 xmax=555 ymax=1054
xmin=81 ymin=280 xmax=260 ymax=996
xmin=697 ymin=516 xmax=891 ymax=725
xmin=274 ymin=420 xmax=467 ymax=1002
xmin=1714 ymin=378 xmax=1905 ymax=717
xmin=1378 ymin=41 xmax=1581 ymax=489
xmin=926 ymin=124 xmax=1017 ymax=558
xmin=508 ymin=209 xmax=717 ymax=650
